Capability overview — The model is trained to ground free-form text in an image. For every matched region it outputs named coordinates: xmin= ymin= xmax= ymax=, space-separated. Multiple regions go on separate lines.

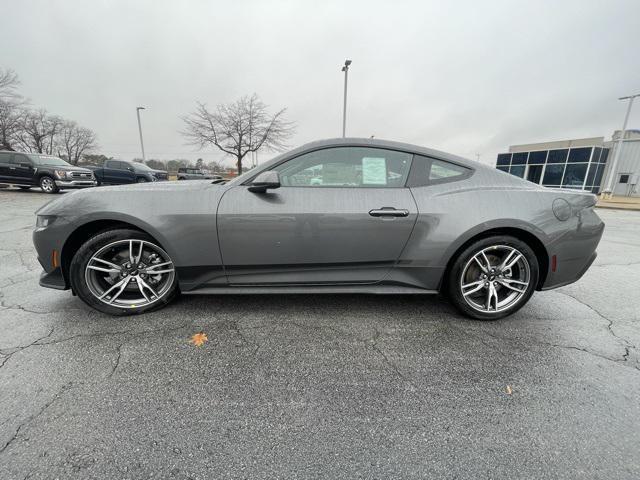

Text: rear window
xmin=407 ymin=155 xmax=472 ymax=187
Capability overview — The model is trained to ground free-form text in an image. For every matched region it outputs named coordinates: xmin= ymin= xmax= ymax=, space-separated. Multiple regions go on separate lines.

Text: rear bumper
xmin=55 ymin=180 xmax=97 ymax=188
xmin=541 ymin=208 xmax=604 ymax=290
xmin=540 ymin=251 xmax=596 ymax=291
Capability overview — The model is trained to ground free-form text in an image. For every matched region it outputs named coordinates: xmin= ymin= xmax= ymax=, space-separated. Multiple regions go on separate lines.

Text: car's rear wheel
xmin=446 ymin=235 xmax=538 ymax=320
xmin=70 ymin=229 xmax=178 ymax=315
xmin=39 ymin=175 xmax=59 ymax=194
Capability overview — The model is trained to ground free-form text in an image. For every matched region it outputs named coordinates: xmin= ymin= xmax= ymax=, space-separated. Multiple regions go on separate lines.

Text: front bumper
xmin=39 ymin=267 xmax=68 ymax=290
xmin=55 ymin=179 xmax=97 ymax=188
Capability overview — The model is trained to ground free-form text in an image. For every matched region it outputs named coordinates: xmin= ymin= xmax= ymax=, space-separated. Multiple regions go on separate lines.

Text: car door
xmin=11 ymin=153 xmax=36 ymax=185
xmin=217 ymin=146 xmax=418 ymax=285
xmin=0 ymin=152 xmax=12 ymax=182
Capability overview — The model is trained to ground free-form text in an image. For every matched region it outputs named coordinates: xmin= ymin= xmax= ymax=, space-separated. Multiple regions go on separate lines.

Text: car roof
xmin=230 ymin=137 xmax=496 ymax=185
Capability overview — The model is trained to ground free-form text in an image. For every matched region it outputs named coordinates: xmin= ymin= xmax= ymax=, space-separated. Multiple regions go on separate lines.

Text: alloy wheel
xmin=40 ymin=177 xmax=55 ymax=193
xmin=84 ymin=239 xmax=175 ymax=309
xmin=459 ymin=245 xmax=530 ymax=313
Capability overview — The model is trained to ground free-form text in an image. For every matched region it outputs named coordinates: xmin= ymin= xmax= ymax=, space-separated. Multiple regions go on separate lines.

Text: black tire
xmin=39 ymin=175 xmax=59 ymax=194
xmin=446 ymin=235 xmax=539 ymax=320
xmin=137 ymin=177 xmax=147 ymax=183
xmin=69 ymin=229 xmax=178 ymax=316
xmin=18 ymin=186 xmax=32 ymax=190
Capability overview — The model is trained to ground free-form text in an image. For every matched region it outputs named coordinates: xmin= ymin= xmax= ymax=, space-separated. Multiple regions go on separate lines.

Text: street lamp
xmin=136 ymin=106 xmax=147 ymax=162
xmin=603 ymin=93 xmax=639 ymax=199
xmin=341 ymin=59 xmax=352 ymax=138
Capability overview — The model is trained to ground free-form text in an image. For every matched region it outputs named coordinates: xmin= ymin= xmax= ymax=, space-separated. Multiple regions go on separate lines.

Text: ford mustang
xmin=33 ymin=138 xmax=604 ymax=319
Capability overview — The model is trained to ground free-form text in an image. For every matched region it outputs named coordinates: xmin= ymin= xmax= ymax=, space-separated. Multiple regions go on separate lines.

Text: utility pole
xmin=136 ymin=106 xmax=147 ymax=162
xmin=341 ymin=59 xmax=352 ymax=137
xmin=603 ymin=93 xmax=639 ymax=199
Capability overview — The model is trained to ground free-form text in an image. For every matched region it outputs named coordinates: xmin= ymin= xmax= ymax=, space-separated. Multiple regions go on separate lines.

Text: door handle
xmin=368 ymin=207 xmax=410 ymax=217
xmin=9 ymin=166 xmax=16 ymax=170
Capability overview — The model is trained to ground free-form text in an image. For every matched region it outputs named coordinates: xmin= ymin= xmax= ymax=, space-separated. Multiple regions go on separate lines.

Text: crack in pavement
xmin=366 ymin=327 xmax=420 ymax=395
xmin=554 ymin=290 xmax=637 ymax=355
xmin=230 ymin=320 xmax=260 ymax=355
xmin=0 ymin=382 xmax=75 ymax=456
xmin=0 ymin=327 xmax=55 ymax=370
xmin=108 ymin=343 xmax=124 ymax=378
xmin=0 ymin=322 xmax=194 ymax=370
xmin=472 ymin=328 xmax=640 ymax=373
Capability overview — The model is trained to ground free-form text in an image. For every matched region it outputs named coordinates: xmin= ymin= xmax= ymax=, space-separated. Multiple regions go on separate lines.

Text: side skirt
xmin=182 ymin=285 xmax=438 ymax=295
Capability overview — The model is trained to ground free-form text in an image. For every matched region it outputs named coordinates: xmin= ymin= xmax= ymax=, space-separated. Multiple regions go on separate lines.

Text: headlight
xmin=36 ymin=215 xmax=57 ymax=228
xmin=54 ymin=170 xmax=69 ymax=179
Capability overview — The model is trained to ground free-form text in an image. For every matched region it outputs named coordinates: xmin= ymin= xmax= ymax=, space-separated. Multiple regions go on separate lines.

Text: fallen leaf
xmin=189 ymin=332 xmax=208 ymax=347
xmin=505 ymin=385 xmax=513 ymax=395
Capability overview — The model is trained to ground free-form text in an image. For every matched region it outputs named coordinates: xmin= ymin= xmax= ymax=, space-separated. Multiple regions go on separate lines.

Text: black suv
xmin=0 ymin=151 xmax=96 ymax=194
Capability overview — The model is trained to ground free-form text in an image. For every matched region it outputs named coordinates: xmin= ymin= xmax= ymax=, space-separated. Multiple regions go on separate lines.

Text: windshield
xmin=29 ymin=155 xmax=72 ymax=167
xmin=132 ymin=162 xmax=153 ymax=171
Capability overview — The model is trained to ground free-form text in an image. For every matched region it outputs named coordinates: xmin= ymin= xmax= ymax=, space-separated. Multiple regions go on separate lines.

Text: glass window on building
xmin=600 ymin=148 xmax=610 ymax=164
xmin=497 ymin=166 xmax=509 ymax=173
xmin=509 ymin=165 xmax=526 ymax=178
xmin=547 ymin=149 xmax=568 ymax=164
xmin=584 ymin=162 xmax=597 ymax=187
xmin=527 ymin=151 xmax=547 ymax=164
xmin=562 ymin=163 xmax=588 ymax=187
xmin=511 ymin=152 xmax=528 ymax=165
xmin=591 ymin=147 xmax=602 ymax=163
xmin=542 ymin=164 xmax=564 ymax=185
xmin=593 ymin=163 xmax=605 ymax=188
xmin=567 ymin=147 xmax=592 ymax=163
xmin=496 ymin=153 xmax=511 ymax=166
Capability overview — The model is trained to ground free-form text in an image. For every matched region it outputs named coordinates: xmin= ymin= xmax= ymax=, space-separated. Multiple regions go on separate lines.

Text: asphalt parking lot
xmin=1 ymin=187 xmax=639 ymax=479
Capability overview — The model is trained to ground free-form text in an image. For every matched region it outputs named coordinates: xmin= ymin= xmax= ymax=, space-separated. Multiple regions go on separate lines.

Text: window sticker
xmin=362 ymin=157 xmax=387 ymax=185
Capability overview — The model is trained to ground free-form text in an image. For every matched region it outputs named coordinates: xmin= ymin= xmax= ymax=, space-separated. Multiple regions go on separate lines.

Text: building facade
xmin=495 ymin=131 xmax=640 ymax=196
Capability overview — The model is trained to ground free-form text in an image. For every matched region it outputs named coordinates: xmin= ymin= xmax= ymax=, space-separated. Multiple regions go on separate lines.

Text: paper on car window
xmin=362 ymin=157 xmax=387 ymax=185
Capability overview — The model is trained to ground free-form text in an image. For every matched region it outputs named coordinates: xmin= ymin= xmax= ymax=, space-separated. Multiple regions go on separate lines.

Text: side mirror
xmin=248 ymin=171 xmax=281 ymax=193
xmin=20 ymin=162 xmax=32 ymax=169
xmin=127 ymin=167 xmax=134 ymax=172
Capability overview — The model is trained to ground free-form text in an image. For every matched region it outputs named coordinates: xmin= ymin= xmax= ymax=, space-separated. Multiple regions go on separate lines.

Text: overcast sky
xmin=2 ymin=0 xmax=639 ymax=166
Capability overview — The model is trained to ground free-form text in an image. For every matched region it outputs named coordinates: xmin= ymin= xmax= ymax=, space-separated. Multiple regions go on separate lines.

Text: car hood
xmin=41 ymin=164 xmax=93 ymax=172
xmin=36 ymin=180 xmax=219 ymax=215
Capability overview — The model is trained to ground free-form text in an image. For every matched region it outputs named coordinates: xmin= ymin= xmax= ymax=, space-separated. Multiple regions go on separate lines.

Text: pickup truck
xmin=177 ymin=167 xmax=223 ymax=181
xmin=0 ymin=150 xmax=96 ymax=194
xmin=86 ymin=160 xmax=168 ymax=185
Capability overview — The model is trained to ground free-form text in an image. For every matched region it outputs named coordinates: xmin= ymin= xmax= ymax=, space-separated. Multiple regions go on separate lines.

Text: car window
xmin=272 ymin=147 xmax=412 ymax=188
xmin=406 ymin=155 xmax=472 ymax=187
xmin=14 ymin=154 xmax=31 ymax=165
xmin=0 ymin=152 xmax=13 ymax=164
xmin=429 ymin=160 xmax=468 ymax=180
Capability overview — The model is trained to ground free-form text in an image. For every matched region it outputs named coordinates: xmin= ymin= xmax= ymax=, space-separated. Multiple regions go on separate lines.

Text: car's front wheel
xmin=447 ymin=235 xmax=538 ymax=320
xmin=70 ymin=229 xmax=178 ymax=315
xmin=39 ymin=175 xmax=59 ymax=194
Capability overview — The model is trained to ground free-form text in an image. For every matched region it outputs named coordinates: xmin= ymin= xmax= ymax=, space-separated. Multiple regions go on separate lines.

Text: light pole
xmin=341 ymin=59 xmax=352 ymax=138
xmin=603 ymin=93 xmax=639 ymax=198
xmin=136 ymin=106 xmax=147 ymax=162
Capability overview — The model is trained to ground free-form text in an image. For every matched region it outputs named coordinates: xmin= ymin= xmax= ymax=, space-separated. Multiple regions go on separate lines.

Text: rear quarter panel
xmin=391 ymin=167 xmax=602 ymax=290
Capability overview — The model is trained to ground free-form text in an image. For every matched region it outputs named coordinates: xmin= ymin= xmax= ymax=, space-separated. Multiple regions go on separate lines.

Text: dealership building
xmin=495 ymin=130 xmax=640 ymax=196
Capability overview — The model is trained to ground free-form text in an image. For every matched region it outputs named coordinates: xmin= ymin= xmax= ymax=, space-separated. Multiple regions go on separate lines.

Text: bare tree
xmin=0 ymin=100 xmax=24 ymax=150
xmin=181 ymin=94 xmax=294 ymax=174
xmin=14 ymin=109 xmax=61 ymax=154
xmin=0 ymin=68 xmax=20 ymax=100
xmin=56 ymin=120 xmax=98 ymax=164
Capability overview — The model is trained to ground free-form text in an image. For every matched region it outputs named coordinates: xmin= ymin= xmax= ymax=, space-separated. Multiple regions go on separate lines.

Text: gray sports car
xmin=33 ymin=138 xmax=604 ymax=319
